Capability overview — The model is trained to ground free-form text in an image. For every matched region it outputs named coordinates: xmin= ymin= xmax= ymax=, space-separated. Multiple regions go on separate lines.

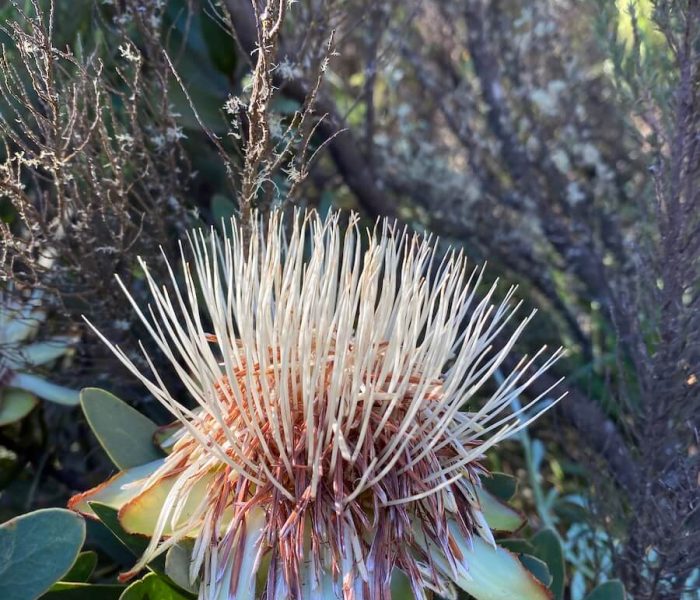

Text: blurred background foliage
xmin=0 ymin=0 xmax=698 ymax=599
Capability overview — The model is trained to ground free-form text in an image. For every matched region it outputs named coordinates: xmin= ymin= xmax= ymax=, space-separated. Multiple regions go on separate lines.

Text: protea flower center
xmin=69 ymin=210 xmax=563 ymax=600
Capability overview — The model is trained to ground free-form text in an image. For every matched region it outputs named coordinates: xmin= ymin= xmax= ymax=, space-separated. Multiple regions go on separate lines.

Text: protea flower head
xmin=69 ymin=210 xmax=564 ymax=600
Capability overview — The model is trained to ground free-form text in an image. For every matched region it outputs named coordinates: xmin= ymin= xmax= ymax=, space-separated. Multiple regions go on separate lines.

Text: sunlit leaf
xmin=476 ymin=486 xmax=526 ymax=533
xmin=119 ymin=468 xmax=222 ymax=536
xmin=450 ymin=536 xmax=553 ymax=600
xmin=2 ymin=310 xmax=43 ymax=344
xmin=415 ymin=519 xmax=552 ymax=600
xmin=69 ymin=460 xmax=164 ymax=519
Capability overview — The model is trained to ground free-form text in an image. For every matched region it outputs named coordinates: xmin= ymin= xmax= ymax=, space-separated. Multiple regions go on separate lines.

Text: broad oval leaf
xmin=211 ymin=194 xmax=237 ymax=227
xmin=0 ymin=388 xmax=38 ymax=426
xmin=482 ymin=472 xmax=518 ymax=501
xmin=80 ymin=388 xmax=162 ymax=469
xmin=520 ymin=554 xmax=553 ymax=587
xmin=0 ymin=508 xmax=85 ymax=600
xmin=531 ymin=528 xmax=565 ymax=600
xmin=584 ymin=580 xmax=627 ymax=600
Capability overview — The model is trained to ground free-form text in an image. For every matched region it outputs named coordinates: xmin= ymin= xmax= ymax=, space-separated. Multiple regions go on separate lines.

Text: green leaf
xmin=584 ymin=580 xmax=626 ymax=600
xmin=43 ymin=583 xmax=124 ymax=600
xmin=520 ymin=554 xmax=553 ymax=588
xmin=119 ymin=468 xmax=220 ymax=536
xmin=165 ymin=541 xmax=197 ymax=594
xmin=416 ymin=520 xmax=552 ymax=600
xmin=482 ymin=472 xmax=518 ymax=501
xmin=476 ymin=486 xmax=526 ymax=532
xmin=498 ymin=538 xmax=535 ymax=554
xmin=153 ymin=421 xmax=182 ymax=454
xmin=200 ymin=11 xmax=237 ymax=74
xmin=390 ymin=569 xmax=415 ymax=600
xmin=10 ymin=373 xmax=79 ymax=406
xmin=455 ymin=538 xmax=552 ymax=599
xmin=89 ymin=503 xmax=150 ymax=559
xmin=271 ymin=96 xmax=303 ymax=115
xmin=88 ymin=503 xmax=166 ymax=575
xmin=80 ymin=388 xmax=162 ymax=469
xmin=0 ymin=388 xmax=38 ymax=426
xmin=0 ymin=508 xmax=85 ymax=600
xmin=119 ymin=573 xmax=194 ymax=600
xmin=69 ymin=460 xmax=164 ymax=519
xmin=2 ymin=307 xmax=43 ymax=344
xmin=0 ymin=454 xmax=21 ymax=489
xmin=62 ymin=551 xmax=98 ymax=582
xmin=531 ymin=529 xmax=565 ymax=600
xmin=85 ymin=517 xmax=139 ymax=567
xmin=210 ymin=194 xmax=236 ymax=228
xmin=19 ymin=338 xmax=73 ymax=367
